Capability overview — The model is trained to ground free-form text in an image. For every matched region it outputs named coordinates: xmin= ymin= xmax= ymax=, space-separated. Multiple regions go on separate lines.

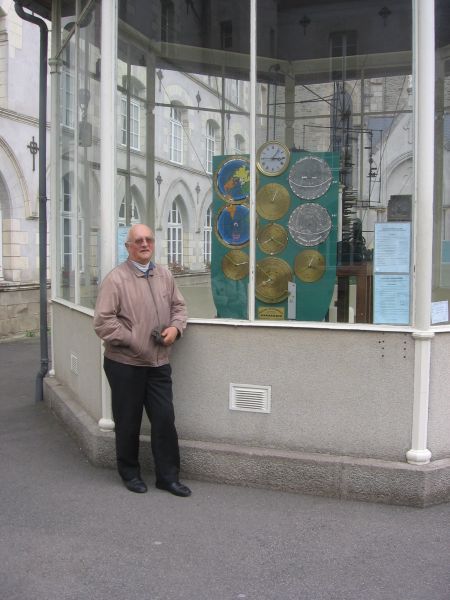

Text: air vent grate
xmin=229 ymin=383 xmax=271 ymax=413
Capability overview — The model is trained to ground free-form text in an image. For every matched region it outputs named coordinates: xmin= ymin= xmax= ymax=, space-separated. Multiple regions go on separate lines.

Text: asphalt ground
xmin=1 ymin=336 xmax=450 ymax=600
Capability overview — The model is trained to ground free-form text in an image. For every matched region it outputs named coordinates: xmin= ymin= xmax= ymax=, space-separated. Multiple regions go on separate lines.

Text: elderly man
xmin=93 ymin=224 xmax=191 ymax=497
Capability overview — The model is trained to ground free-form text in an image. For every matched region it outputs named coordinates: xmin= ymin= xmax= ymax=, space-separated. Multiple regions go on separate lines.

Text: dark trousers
xmin=104 ymin=357 xmax=180 ymax=484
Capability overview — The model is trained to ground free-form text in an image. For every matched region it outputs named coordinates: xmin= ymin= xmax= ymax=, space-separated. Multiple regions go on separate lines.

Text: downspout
xmin=14 ymin=2 xmax=49 ymax=402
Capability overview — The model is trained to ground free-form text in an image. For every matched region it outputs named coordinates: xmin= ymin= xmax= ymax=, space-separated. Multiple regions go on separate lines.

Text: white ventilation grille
xmin=70 ymin=353 xmax=79 ymax=375
xmin=229 ymin=383 xmax=271 ymax=413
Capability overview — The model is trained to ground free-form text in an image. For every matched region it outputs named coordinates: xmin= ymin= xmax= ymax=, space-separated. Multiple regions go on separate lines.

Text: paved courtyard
xmin=1 ymin=337 xmax=450 ymax=600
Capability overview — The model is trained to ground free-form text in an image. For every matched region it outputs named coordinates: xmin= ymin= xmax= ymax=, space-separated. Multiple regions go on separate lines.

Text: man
xmin=93 ymin=223 xmax=191 ymax=497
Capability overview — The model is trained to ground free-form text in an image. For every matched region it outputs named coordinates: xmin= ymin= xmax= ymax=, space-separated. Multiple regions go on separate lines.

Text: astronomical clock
xmin=211 ymin=147 xmax=339 ymax=321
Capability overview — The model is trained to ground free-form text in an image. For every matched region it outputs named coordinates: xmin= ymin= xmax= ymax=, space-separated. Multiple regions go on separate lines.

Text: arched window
xmin=234 ymin=134 xmax=245 ymax=154
xmin=170 ymin=106 xmax=183 ymax=164
xmin=118 ymin=196 xmax=140 ymax=226
xmin=203 ymin=205 xmax=212 ymax=268
xmin=206 ymin=120 xmax=219 ymax=173
xmin=167 ymin=200 xmax=183 ymax=267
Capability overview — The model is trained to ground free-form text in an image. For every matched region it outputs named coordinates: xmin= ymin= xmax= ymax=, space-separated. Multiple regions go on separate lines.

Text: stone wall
xmin=0 ymin=282 xmax=49 ymax=338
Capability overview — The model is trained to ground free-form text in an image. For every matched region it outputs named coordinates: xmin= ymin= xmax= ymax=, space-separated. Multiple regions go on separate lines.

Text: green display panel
xmin=211 ymin=150 xmax=339 ymax=321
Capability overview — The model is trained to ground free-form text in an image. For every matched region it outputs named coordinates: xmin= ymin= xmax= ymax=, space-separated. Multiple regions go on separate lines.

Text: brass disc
xmin=294 ymin=249 xmax=326 ymax=283
xmin=255 ymin=257 xmax=293 ymax=304
xmin=222 ymin=250 xmax=249 ymax=281
xmin=257 ymin=223 xmax=288 ymax=255
xmin=256 ymin=183 xmax=291 ymax=221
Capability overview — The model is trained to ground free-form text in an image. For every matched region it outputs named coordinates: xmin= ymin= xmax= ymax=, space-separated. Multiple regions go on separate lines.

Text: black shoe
xmin=155 ymin=481 xmax=191 ymax=497
xmin=123 ymin=477 xmax=148 ymax=493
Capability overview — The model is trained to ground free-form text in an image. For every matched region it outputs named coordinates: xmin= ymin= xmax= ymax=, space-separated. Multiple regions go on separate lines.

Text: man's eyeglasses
xmin=128 ymin=237 xmax=155 ymax=246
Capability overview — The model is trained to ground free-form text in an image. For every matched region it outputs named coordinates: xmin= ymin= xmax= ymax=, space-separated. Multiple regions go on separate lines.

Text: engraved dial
xmin=256 ymin=183 xmax=291 ymax=221
xmin=294 ymin=250 xmax=326 ymax=283
xmin=222 ymin=250 xmax=249 ymax=280
xmin=255 ymin=257 xmax=293 ymax=304
xmin=288 ymin=156 xmax=333 ymax=200
xmin=257 ymin=223 xmax=288 ymax=255
xmin=288 ymin=203 xmax=332 ymax=247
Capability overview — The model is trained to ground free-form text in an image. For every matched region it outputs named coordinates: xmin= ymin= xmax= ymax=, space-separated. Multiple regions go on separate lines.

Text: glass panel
xmin=77 ymin=0 xmax=101 ymax=309
xmin=118 ymin=0 xmax=251 ymax=319
xmin=433 ymin=1 xmax=450 ymax=325
xmin=57 ymin=34 xmax=76 ymax=301
xmin=255 ymin=0 xmax=413 ymax=324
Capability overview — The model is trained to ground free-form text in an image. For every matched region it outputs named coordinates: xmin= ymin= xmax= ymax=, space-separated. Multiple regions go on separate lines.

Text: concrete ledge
xmin=43 ymin=376 xmax=450 ymax=507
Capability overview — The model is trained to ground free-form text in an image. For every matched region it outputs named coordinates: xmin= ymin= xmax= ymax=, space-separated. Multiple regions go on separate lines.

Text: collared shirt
xmin=130 ymin=260 xmax=155 ymax=276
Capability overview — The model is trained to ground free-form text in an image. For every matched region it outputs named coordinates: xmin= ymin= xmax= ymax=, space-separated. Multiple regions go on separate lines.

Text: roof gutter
xmin=14 ymin=1 xmax=49 ymax=402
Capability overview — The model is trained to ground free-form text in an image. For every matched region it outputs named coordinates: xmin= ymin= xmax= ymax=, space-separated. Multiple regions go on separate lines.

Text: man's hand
xmin=160 ymin=326 xmax=179 ymax=346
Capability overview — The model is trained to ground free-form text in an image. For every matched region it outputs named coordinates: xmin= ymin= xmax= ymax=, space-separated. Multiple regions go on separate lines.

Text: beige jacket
xmin=93 ymin=260 xmax=187 ymax=367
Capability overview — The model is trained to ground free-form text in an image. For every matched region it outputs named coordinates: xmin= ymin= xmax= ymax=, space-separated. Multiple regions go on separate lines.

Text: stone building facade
xmin=0 ymin=0 xmax=49 ymax=338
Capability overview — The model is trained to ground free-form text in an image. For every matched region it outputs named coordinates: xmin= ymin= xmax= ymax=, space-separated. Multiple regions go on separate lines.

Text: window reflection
xmin=55 ymin=0 xmax=417 ymax=324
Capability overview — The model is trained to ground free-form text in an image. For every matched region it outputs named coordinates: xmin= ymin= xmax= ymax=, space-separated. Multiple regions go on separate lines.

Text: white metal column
xmin=406 ymin=0 xmax=435 ymax=465
xmin=47 ymin=0 xmax=62 ymax=377
xmin=248 ymin=0 xmax=257 ymax=321
xmin=98 ymin=0 xmax=118 ymax=431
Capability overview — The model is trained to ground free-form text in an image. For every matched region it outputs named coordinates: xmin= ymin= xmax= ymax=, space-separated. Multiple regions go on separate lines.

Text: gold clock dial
xmin=256 ymin=257 xmax=293 ymax=304
xmin=256 ymin=183 xmax=291 ymax=221
xmin=256 ymin=141 xmax=291 ymax=176
xmin=294 ymin=250 xmax=326 ymax=283
xmin=257 ymin=223 xmax=288 ymax=255
xmin=222 ymin=250 xmax=249 ymax=280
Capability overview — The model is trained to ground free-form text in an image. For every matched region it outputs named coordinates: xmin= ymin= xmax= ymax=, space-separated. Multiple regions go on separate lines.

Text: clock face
xmin=215 ymin=204 xmax=250 ymax=248
xmin=256 ymin=141 xmax=290 ymax=176
xmin=295 ymin=250 xmax=326 ymax=283
xmin=255 ymin=257 xmax=293 ymax=304
xmin=257 ymin=223 xmax=288 ymax=255
xmin=222 ymin=250 xmax=249 ymax=280
xmin=288 ymin=203 xmax=332 ymax=247
xmin=214 ymin=157 xmax=251 ymax=203
xmin=256 ymin=183 xmax=291 ymax=221
xmin=288 ymin=156 xmax=333 ymax=200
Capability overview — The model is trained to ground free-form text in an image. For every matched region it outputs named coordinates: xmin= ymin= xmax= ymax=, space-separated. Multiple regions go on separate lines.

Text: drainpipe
xmin=14 ymin=1 xmax=49 ymax=402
